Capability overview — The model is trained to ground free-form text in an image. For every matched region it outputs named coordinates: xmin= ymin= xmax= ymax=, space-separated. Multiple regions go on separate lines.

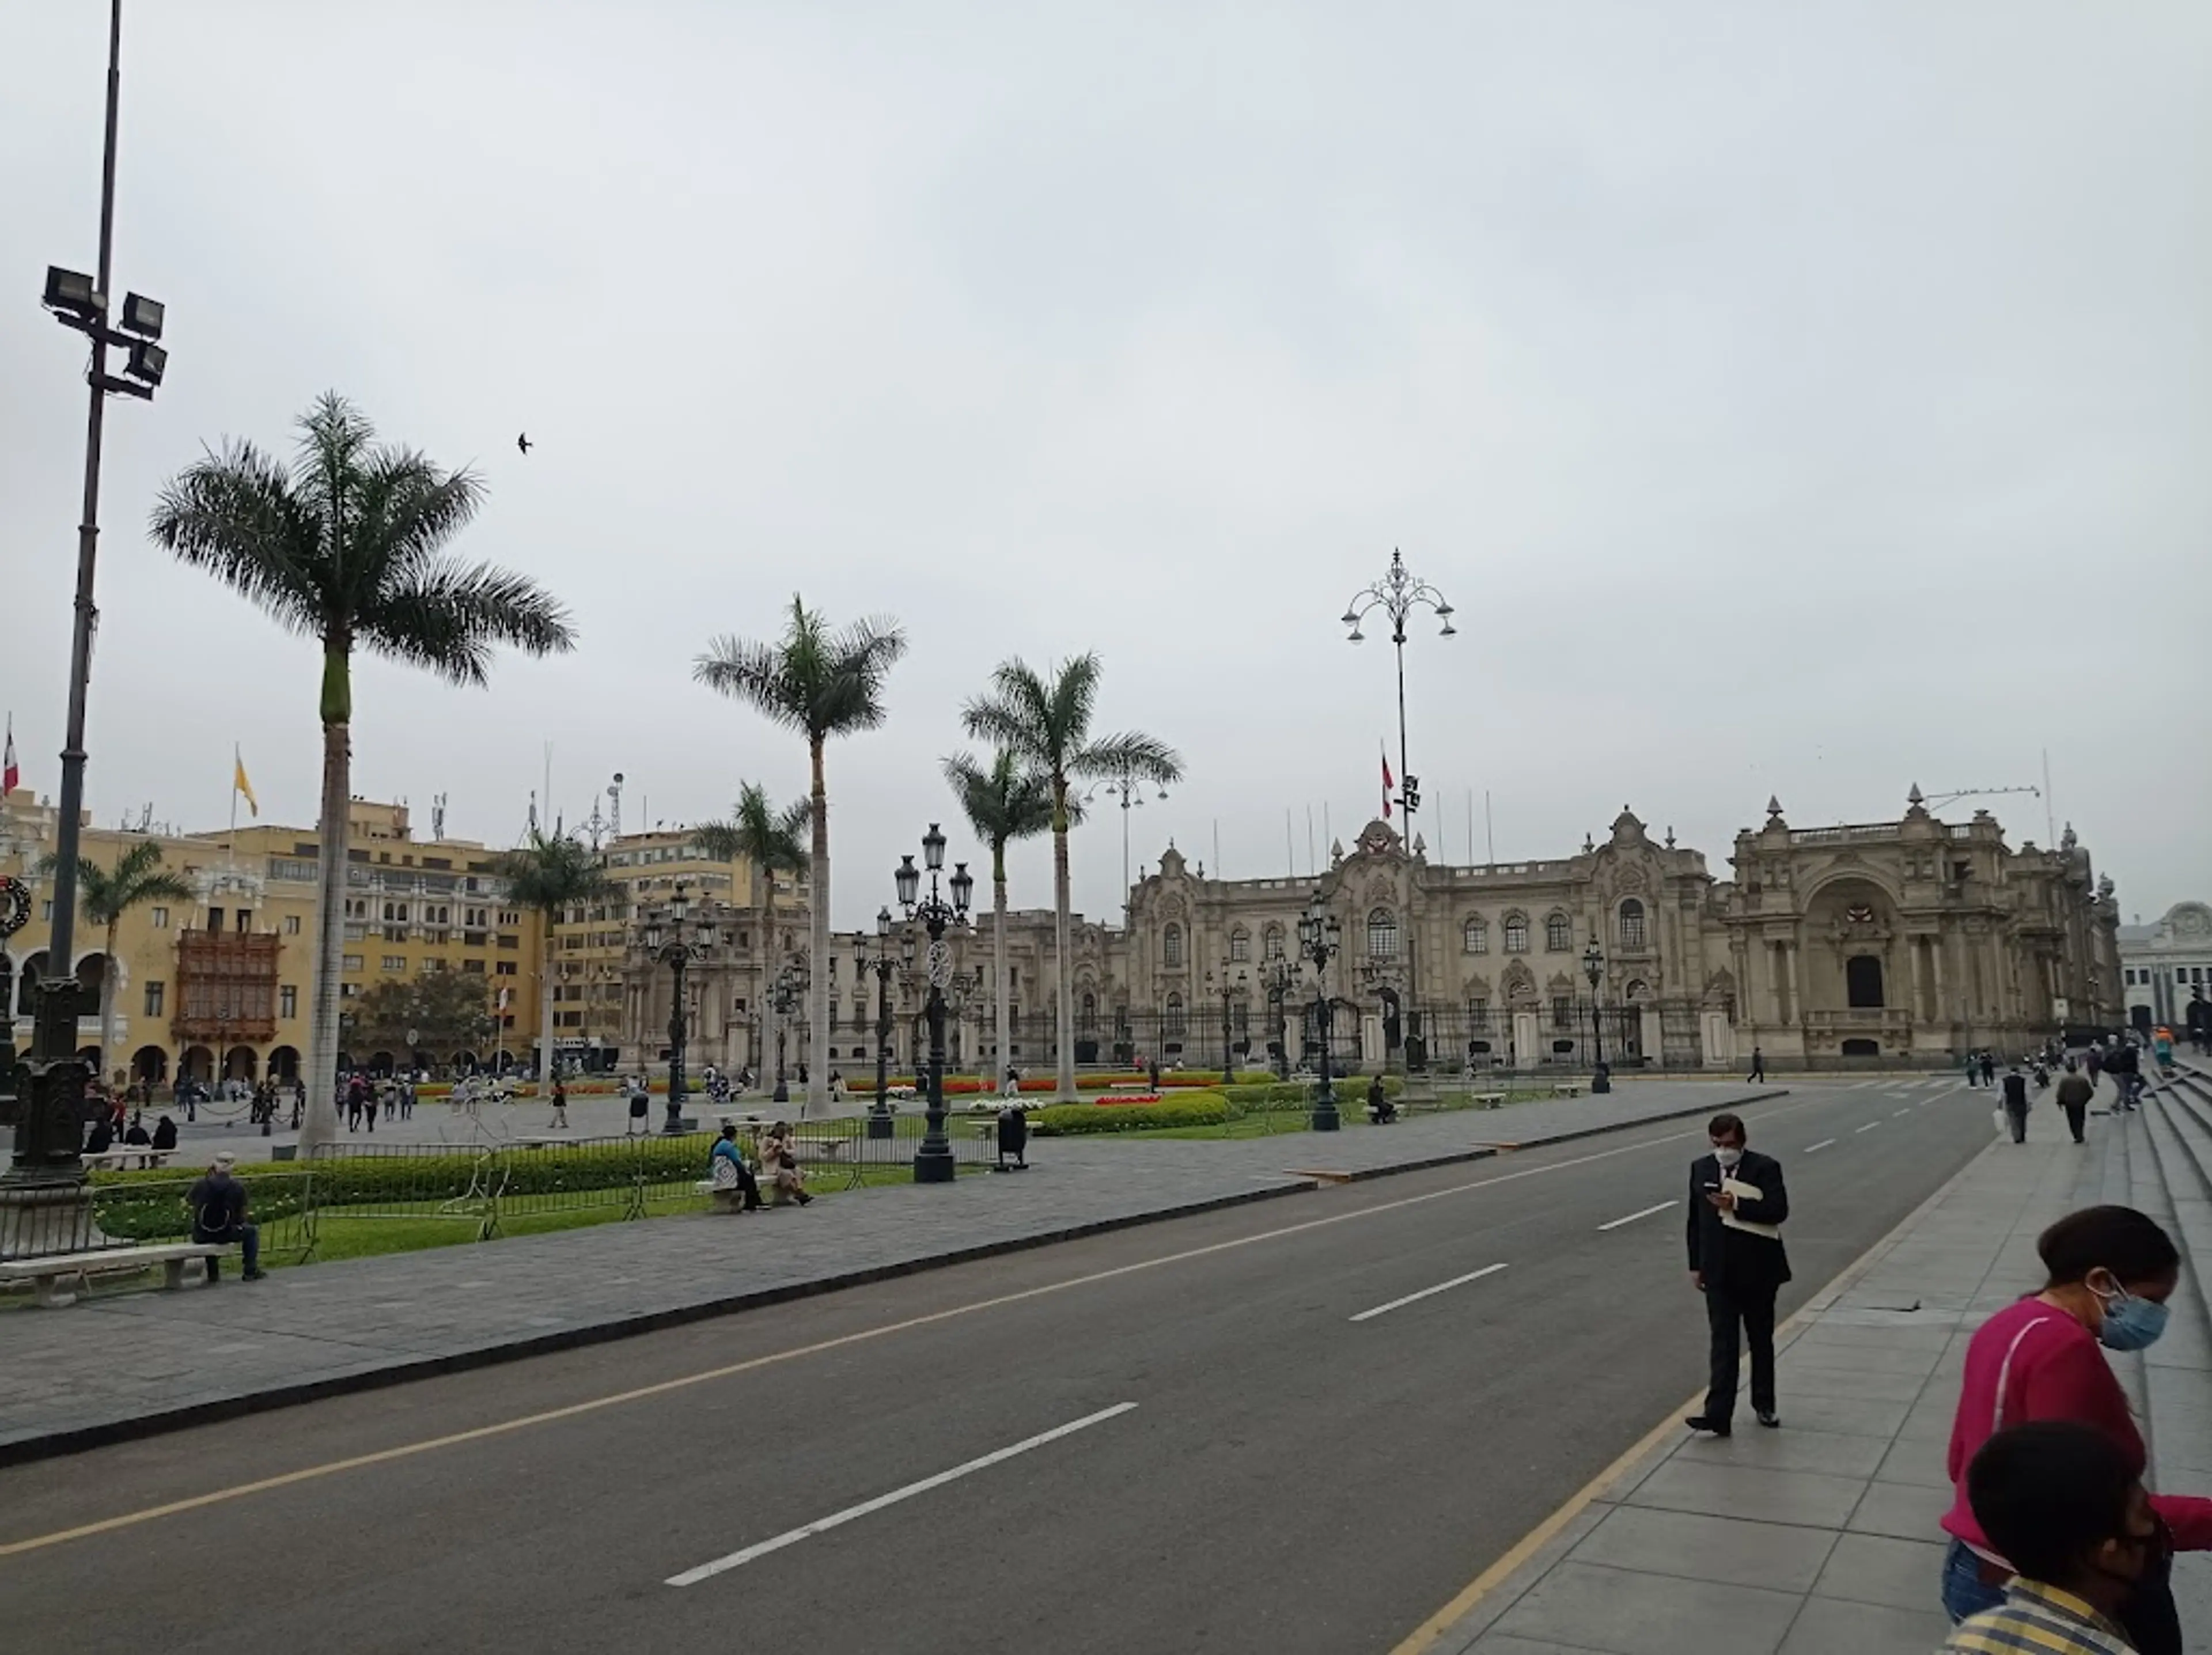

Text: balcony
xmin=1802 ymin=1008 xmax=1914 ymax=1041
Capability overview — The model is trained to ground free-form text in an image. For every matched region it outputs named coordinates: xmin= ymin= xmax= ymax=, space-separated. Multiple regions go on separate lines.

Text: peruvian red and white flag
xmin=2 ymin=717 xmax=17 ymax=796
xmin=1380 ymin=745 xmax=1393 ymax=820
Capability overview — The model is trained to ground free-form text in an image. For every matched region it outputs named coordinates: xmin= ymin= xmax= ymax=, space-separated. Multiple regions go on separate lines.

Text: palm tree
xmin=494 ymin=831 xmax=615 ymax=1100
xmin=35 ymin=841 xmax=194 ymax=1086
xmin=694 ymin=782 xmax=810 ymax=1085
xmin=944 ymin=751 xmax=1054 ymax=1096
xmin=696 ymin=599 xmax=906 ymax=1114
xmin=151 ymin=392 xmax=576 ymax=1153
xmin=961 ymin=655 xmax=1181 ymax=1100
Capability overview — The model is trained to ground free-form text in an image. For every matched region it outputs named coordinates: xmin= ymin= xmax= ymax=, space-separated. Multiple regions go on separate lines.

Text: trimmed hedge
xmin=90 ymin=1137 xmax=723 ymax=1206
xmin=1028 ymin=1093 xmax=1229 ymax=1135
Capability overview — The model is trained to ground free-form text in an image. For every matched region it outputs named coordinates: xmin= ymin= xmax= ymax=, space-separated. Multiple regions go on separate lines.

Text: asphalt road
xmin=0 ymin=1079 xmax=1998 ymax=1654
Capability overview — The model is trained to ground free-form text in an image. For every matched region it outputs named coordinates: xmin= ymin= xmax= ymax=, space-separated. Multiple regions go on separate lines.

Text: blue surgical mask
xmin=2094 ymin=1283 xmax=2171 ymax=1352
xmin=1714 ymin=1147 xmax=1744 ymax=1170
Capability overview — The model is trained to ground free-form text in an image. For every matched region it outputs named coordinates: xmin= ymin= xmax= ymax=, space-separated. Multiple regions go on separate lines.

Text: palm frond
xmin=494 ymin=831 xmax=612 ymax=914
xmin=358 ymin=447 xmax=490 ymax=589
xmin=364 ymin=558 xmax=577 ymax=684
xmin=944 ymin=751 xmax=1054 ymax=850
xmin=148 ymin=439 xmax=329 ymax=639
xmin=695 ymin=782 xmax=809 ymax=874
xmin=695 ymin=635 xmax=812 ymax=734
xmin=1073 ymin=731 xmax=1183 ymax=787
xmin=698 ymin=601 xmax=906 ymax=743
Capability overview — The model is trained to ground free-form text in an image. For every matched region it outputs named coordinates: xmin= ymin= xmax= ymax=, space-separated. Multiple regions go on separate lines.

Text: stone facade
xmin=2118 ymin=902 xmax=2212 ymax=1037
xmin=616 ymin=792 xmax=2126 ymax=1077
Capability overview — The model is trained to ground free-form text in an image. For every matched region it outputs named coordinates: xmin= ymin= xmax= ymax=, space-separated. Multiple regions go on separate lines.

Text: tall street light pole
xmin=1298 ymin=891 xmax=1344 ymax=1131
xmin=1340 ymin=548 xmax=1453 ymax=1073
xmin=857 ymin=907 xmax=896 ymax=1139
xmin=1085 ymin=773 xmax=1168 ymax=927
xmin=896 ymin=824 xmax=974 ymax=1184
xmin=14 ymin=0 xmax=172 ymax=1184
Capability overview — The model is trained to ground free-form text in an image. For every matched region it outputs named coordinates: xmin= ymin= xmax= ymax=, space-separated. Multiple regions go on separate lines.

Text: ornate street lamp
xmin=770 ymin=961 xmax=805 ymax=1105
xmin=1584 ymin=934 xmax=1611 ymax=1094
xmin=1262 ymin=953 xmax=1302 ymax=1080
xmin=855 ymin=907 xmax=897 ymax=1139
xmin=1297 ymin=891 xmax=1344 ymax=1131
xmin=654 ymin=883 xmax=707 ymax=1134
xmin=1205 ymin=967 xmax=1244 ymax=1080
xmin=896 ymin=824 xmax=973 ymax=1184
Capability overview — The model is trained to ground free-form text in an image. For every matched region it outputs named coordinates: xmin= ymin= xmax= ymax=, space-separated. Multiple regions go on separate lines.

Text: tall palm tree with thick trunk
xmin=494 ymin=831 xmax=614 ymax=1100
xmin=944 ymin=751 xmax=1054 ymax=1095
xmin=151 ymin=392 xmax=575 ymax=1154
xmin=693 ymin=782 xmax=809 ymax=1083
xmin=961 ymin=656 xmax=1181 ymax=1101
xmin=36 ymin=840 xmax=194 ymax=1086
xmin=696 ymin=598 xmax=906 ymax=1113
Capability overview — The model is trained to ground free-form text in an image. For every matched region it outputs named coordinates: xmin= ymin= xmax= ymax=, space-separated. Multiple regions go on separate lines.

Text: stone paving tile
xmin=1623 ymin=1460 xmax=1868 ymax=1529
xmin=1843 ymin=1478 xmax=1953 ymax=1540
xmin=1776 ymin=1596 xmax=1952 ymax=1654
xmin=1568 ymin=1506 xmax=1838 ymax=1593
xmin=1810 ymin=1532 xmax=1948 ymax=1611
xmin=1672 ymin=1426 xmax=1889 ymax=1480
xmin=1487 ymin=1561 xmax=1803 ymax=1655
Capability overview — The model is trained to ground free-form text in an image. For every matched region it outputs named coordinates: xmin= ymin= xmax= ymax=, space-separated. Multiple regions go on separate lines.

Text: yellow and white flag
xmin=233 ymin=748 xmax=259 ymax=817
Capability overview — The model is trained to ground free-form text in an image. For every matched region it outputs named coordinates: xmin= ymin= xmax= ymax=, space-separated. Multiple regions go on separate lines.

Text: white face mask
xmin=1714 ymin=1146 xmax=1744 ymax=1169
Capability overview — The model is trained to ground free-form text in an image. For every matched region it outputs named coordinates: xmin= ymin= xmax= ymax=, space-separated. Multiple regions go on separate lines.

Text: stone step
xmin=2133 ymin=1078 xmax=2212 ymax=1635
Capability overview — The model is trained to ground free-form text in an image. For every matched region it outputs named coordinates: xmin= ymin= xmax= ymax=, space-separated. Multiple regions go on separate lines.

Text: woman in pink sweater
xmin=1941 ymin=1205 xmax=2212 ymax=1654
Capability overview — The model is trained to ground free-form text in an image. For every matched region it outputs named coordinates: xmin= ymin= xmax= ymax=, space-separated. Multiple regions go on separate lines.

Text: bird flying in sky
xmin=516 ymin=432 xmax=533 ymax=455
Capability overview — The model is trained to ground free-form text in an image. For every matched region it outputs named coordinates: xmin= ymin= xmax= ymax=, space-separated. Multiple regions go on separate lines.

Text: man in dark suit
xmin=1685 ymin=1112 xmax=1790 ymax=1436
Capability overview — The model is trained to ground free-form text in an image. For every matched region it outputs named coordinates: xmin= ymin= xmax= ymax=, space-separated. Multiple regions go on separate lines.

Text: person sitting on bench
xmin=761 ymin=1122 xmax=813 ymax=1206
xmin=709 ymin=1121 xmax=763 ymax=1211
xmin=150 ymin=1115 xmax=179 ymax=1154
xmin=187 ymin=1152 xmax=264 ymax=1281
xmin=1367 ymin=1074 xmax=1397 ymax=1124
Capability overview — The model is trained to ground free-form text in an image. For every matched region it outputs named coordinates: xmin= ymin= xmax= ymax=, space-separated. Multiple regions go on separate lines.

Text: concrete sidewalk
xmin=1423 ymin=1071 xmax=2201 ymax=1654
xmin=0 ymin=1078 xmax=1772 ymax=1465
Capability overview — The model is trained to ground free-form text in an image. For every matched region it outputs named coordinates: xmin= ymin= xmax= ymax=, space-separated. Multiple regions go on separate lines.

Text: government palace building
xmin=619 ymin=790 xmax=2124 ymax=1080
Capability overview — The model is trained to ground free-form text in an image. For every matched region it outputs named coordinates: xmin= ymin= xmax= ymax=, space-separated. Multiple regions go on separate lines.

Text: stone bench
xmin=1471 ymin=1092 xmax=1508 ymax=1110
xmin=0 ymin=1242 xmax=226 ymax=1308
xmin=1552 ymin=1082 xmax=1586 ymax=1098
xmin=81 ymin=1148 xmax=176 ymax=1171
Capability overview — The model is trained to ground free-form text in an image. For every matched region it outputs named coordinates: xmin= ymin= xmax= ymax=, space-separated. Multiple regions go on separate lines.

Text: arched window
xmin=1079 ymin=991 xmax=1098 ymax=1032
xmin=1229 ymin=929 xmax=1251 ymax=963
xmin=1367 ymin=908 xmax=1399 ymax=960
xmin=1162 ymin=924 xmax=1183 ymax=968
xmin=1619 ymin=898 xmax=1646 ymax=950
xmin=1263 ymin=925 xmax=1285 ymax=961
xmin=1545 ymin=913 xmax=1571 ymax=952
xmin=1462 ymin=917 xmax=1487 ymax=955
xmin=1165 ymin=993 xmax=1186 ymax=1036
xmin=1503 ymin=917 xmax=1529 ymax=954
xmin=17 ymin=950 xmax=48 ymax=1014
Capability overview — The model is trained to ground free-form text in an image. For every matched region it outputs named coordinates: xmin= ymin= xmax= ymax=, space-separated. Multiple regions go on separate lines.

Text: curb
xmin=0 ymin=1088 xmax=1789 ymax=1469
xmin=1474 ymin=1089 xmax=1791 ymax=1152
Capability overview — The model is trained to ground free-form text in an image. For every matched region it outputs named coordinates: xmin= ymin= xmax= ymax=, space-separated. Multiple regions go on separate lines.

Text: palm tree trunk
xmin=808 ymin=737 xmax=830 ymax=1118
xmin=756 ymin=857 xmax=775 ymax=1085
xmin=301 ymin=664 xmax=351 ymax=1156
xmin=98 ymin=918 xmax=118 ymax=1089
xmin=1052 ymin=781 xmax=1075 ymax=1102
xmin=994 ymin=847 xmax=1010 ymax=1098
xmin=537 ymin=918 xmax=558 ymax=1100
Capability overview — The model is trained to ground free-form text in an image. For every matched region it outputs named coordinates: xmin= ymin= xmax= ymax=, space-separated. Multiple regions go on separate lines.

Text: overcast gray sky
xmin=5 ymin=2 xmax=2207 ymax=929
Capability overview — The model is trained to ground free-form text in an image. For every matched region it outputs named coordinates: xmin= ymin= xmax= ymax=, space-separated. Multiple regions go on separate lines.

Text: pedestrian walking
xmin=1980 ymin=1050 xmax=1998 ymax=1089
xmin=2055 ymin=1061 xmax=2094 ymax=1146
xmin=2002 ymin=1063 xmax=2032 ymax=1145
xmin=1684 ymin=1112 xmax=1790 ymax=1437
xmin=1745 ymin=1045 xmax=1765 ymax=1085
xmin=2086 ymin=1044 xmax=2104 ymax=1092
xmin=400 ymin=1076 xmax=415 ymax=1121
xmin=1002 ymin=1064 xmax=1021 ymax=1100
xmin=1945 ymin=1421 xmax=2161 ymax=1655
xmin=549 ymin=1075 xmax=569 ymax=1130
xmin=1938 ymin=1205 xmax=2212 ymax=1653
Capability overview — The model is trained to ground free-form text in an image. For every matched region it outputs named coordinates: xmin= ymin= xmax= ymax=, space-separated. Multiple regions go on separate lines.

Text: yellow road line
xmin=0 ymin=1099 xmax=1813 ymax=1561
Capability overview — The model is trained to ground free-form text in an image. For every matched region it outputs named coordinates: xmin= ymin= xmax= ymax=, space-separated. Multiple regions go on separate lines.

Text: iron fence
xmin=0 ymin=1171 xmax=319 ymax=1264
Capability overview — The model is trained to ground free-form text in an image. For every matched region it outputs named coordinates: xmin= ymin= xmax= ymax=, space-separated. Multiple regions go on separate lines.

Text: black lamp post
xmin=1583 ymin=934 xmax=1611 ymax=1094
xmin=1297 ymin=891 xmax=1344 ymax=1131
xmin=896 ymin=823 xmax=974 ymax=1184
xmin=13 ymin=0 xmax=171 ymax=1186
xmin=771 ymin=963 xmax=804 ymax=1105
xmin=1206 ymin=967 xmax=1243 ymax=1079
xmin=857 ymin=907 xmax=897 ymax=1139
xmin=1263 ymin=955 xmax=1302 ymax=1079
xmin=655 ymin=884 xmax=706 ymax=1134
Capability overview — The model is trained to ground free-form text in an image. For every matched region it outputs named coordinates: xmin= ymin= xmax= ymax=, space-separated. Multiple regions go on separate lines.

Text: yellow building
xmin=543 ymin=827 xmax=778 ymax=1073
xmin=0 ymin=789 xmax=547 ymax=1087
